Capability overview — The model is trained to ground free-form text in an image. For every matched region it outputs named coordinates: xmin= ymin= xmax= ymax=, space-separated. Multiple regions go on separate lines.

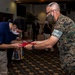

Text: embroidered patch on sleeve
xmin=52 ymin=29 xmax=63 ymax=38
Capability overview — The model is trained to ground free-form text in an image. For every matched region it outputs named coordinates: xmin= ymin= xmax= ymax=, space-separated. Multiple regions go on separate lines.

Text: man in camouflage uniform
xmin=25 ymin=2 xmax=75 ymax=75
xmin=54 ymin=14 xmax=75 ymax=75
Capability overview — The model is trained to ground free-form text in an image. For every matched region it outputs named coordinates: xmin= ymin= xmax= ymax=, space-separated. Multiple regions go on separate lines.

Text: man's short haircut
xmin=13 ymin=18 xmax=25 ymax=30
xmin=47 ymin=2 xmax=56 ymax=7
xmin=47 ymin=2 xmax=60 ymax=11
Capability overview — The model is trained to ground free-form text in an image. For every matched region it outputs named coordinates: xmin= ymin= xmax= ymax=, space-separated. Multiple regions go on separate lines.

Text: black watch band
xmin=32 ymin=45 xmax=35 ymax=50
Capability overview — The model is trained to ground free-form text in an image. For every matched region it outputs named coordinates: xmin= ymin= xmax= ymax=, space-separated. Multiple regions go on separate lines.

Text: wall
xmin=0 ymin=1 xmax=75 ymax=22
xmin=25 ymin=4 xmax=47 ymax=33
xmin=67 ymin=11 xmax=75 ymax=22
xmin=25 ymin=4 xmax=47 ymax=24
xmin=0 ymin=0 xmax=17 ymax=19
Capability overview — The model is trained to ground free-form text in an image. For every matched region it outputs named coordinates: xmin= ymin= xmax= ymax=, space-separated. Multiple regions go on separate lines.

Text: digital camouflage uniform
xmin=53 ymin=14 xmax=75 ymax=74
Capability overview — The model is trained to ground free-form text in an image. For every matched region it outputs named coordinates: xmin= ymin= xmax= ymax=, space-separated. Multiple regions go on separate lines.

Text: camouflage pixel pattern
xmin=53 ymin=14 xmax=75 ymax=73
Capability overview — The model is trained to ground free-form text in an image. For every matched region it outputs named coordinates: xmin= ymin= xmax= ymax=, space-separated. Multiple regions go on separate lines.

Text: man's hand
xmin=24 ymin=44 xmax=32 ymax=50
xmin=11 ymin=43 xmax=22 ymax=48
xmin=24 ymin=41 xmax=41 ymax=50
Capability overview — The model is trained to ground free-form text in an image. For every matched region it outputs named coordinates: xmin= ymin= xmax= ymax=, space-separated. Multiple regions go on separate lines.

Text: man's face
xmin=46 ymin=6 xmax=56 ymax=24
xmin=11 ymin=25 xmax=22 ymax=35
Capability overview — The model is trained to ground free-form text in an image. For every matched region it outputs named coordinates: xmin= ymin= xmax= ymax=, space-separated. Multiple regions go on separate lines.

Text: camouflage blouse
xmin=53 ymin=14 xmax=75 ymax=71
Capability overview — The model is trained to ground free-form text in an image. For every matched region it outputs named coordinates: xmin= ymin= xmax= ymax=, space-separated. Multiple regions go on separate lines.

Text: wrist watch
xmin=32 ymin=45 xmax=35 ymax=50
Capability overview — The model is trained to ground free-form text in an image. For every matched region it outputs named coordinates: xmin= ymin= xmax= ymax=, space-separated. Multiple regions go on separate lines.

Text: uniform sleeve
xmin=52 ymin=21 xmax=64 ymax=39
xmin=52 ymin=29 xmax=62 ymax=38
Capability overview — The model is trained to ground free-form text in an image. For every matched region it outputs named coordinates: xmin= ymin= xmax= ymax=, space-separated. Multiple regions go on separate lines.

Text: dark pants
xmin=7 ymin=48 xmax=14 ymax=65
xmin=33 ymin=33 xmax=38 ymax=41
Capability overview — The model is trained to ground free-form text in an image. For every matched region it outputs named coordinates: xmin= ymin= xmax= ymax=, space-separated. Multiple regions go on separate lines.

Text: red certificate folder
xmin=19 ymin=42 xmax=36 ymax=47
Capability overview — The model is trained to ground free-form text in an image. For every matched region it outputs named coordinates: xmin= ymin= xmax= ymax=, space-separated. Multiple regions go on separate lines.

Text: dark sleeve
xmin=0 ymin=32 xmax=5 ymax=44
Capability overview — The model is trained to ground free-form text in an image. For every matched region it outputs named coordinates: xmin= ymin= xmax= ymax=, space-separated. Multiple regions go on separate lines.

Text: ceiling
xmin=15 ymin=0 xmax=75 ymax=4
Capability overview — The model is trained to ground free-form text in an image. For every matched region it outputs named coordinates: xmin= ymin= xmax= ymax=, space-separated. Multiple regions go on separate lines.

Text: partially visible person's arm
xmin=25 ymin=35 xmax=59 ymax=50
xmin=0 ymin=43 xmax=21 ymax=49
xmin=25 ymin=29 xmax=62 ymax=50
